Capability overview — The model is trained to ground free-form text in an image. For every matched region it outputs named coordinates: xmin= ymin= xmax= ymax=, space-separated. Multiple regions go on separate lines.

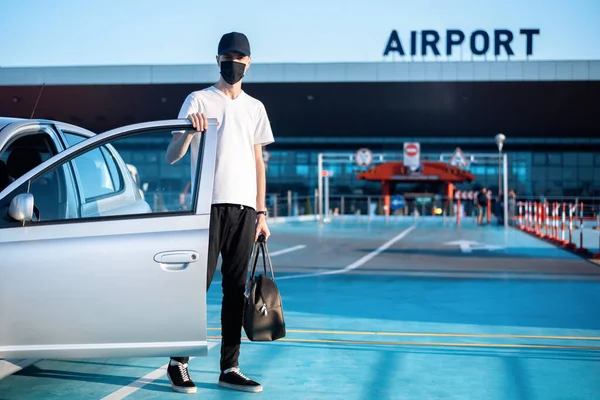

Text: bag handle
xmin=262 ymin=240 xmax=275 ymax=279
xmin=248 ymin=234 xmax=275 ymax=280
xmin=248 ymin=242 xmax=264 ymax=280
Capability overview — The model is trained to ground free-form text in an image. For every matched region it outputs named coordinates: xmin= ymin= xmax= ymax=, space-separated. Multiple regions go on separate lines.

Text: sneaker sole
xmin=167 ymin=373 xmax=197 ymax=394
xmin=218 ymin=381 xmax=263 ymax=393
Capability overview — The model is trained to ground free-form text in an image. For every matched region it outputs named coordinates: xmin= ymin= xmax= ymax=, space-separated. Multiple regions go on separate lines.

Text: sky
xmin=0 ymin=0 xmax=599 ymax=67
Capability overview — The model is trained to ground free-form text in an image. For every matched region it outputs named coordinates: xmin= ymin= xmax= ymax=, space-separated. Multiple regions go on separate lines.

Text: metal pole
xmin=498 ymin=149 xmax=502 ymax=194
xmin=287 ymin=190 xmax=292 ymax=217
xmin=341 ymin=196 xmax=345 ymax=219
xmin=324 ymin=175 xmax=330 ymax=221
xmin=569 ymin=203 xmax=573 ymax=245
xmin=579 ymin=203 xmax=584 ymax=251
xmin=293 ymin=192 xmax=298 ymax=216
xmin=503 ymin=153 xmax=509 ymax=229
xmin=317 ymin=153 xmax=323 ymax=224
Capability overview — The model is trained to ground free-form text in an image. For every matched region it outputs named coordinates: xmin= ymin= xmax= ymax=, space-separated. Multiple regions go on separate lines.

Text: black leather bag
xmin=243 ymin=236 xmax=286 ymax=342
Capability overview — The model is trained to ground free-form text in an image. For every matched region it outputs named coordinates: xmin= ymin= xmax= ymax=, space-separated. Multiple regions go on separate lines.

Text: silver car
xmin=0 ymin=117 xmax=217 ymax=362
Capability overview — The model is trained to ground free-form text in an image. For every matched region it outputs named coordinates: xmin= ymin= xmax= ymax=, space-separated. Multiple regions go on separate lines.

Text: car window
xmin=0 ymin=126 xmax=201 ymax=227
xmin=72 ymin=146 xmax=121 ymax=202
xmin=0 ymin=132 xmax=72 ymax=222
xmin=63 ymin=132 xmax=86 ymax=147
xmin=0 ymin=132 xmax=59 ymax=192
xmin=63 ymin=131 xmax=123 ymax=200
xmin=0 ymin=132 xmax=58 ymax=174
xmin=101 ymin=146 xmax=123 ymax=192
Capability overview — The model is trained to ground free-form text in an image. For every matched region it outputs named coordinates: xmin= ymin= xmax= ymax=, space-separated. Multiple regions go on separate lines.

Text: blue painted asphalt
xmin=1 ymin=218 xmax=599 ymax=399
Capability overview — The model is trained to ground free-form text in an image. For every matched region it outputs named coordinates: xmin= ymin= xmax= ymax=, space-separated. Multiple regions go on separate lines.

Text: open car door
xmin=0 ymin=119 xmax=217 ymax=359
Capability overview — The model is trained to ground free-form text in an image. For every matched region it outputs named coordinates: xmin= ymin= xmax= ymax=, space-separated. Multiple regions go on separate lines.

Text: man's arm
xmin=254 ymin=144 xmax=270 ymax=241
xmin=255 ymin=144 xmax=266 ymax=212
xmin=165 ymin=94 xmax=206 ymax=164
xmin=253 ymin=102 xmax=274 ymax=241
xmin=166 ymin=132 xmax=196 ymax=165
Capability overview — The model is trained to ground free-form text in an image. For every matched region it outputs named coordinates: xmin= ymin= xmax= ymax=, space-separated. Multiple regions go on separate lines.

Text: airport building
xmin=1 ymin=58 xmax=599 ymax=200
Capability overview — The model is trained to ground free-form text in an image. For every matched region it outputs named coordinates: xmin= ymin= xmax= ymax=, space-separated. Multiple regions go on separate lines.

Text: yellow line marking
xmin=206 ymin=336 xmax=600 ymax=350
xmin=206 ymin=327 xmax=600 ymax=341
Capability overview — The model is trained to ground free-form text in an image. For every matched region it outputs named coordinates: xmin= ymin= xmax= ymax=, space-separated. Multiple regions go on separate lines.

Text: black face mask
xmin=220 ymin=61 xmax=246 ymax=84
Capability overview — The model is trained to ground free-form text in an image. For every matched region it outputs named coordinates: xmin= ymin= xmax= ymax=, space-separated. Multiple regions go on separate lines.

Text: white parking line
xmin=0 ymin=359 xmax=41 ymax=380
xmin=100 ymin=361 xmax=173 ymax=400
xmin=269 ymin=244 xmax=306 ymax=257
xmin=277 ymin=225 xmax=415 ymax=281
xmin=211 ymin=244 xmax=307 ymax=285
xmin=101 ymin=342 xmax=219 ymax=400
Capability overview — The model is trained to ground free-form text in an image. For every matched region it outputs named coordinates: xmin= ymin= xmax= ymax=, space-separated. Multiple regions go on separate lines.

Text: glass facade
xmin=523 ymin=152 xmax=600 ymax=197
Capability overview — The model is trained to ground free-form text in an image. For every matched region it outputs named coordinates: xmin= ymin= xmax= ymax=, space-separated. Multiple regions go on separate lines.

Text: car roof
xmin=0 ymin=117 xmax=69 ymax=131
xmin=0 ymin=117 xmax=26 ymax=130
xmin=0 ymin=117 xmax=97 ymax=156
xmin=0 ymin=117 xmax=96 ymax=136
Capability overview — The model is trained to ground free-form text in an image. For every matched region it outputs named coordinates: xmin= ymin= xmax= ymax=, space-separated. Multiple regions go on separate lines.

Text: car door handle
xmin=154 ymin=251 xmax=199 ymax=264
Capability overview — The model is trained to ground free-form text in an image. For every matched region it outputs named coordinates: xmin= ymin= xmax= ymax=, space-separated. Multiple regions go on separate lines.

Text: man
xmin=164 ymin=32 xmax=273 ymax=394
xmin=476 ymin=187 xmax=488 ymax=226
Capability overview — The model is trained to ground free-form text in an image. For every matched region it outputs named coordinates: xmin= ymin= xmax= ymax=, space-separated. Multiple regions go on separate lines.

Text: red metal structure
xmin=356 ymin=161 xmax=475 ymax=215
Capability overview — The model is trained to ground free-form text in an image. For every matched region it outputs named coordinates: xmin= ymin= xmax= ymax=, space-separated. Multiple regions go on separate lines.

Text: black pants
xmin=172 ymin=204 xmax=256 ymax=372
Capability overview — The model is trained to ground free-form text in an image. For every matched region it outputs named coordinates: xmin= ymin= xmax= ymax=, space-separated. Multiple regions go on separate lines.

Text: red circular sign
xmin=405 ymin=144 xmax=418 ymax=157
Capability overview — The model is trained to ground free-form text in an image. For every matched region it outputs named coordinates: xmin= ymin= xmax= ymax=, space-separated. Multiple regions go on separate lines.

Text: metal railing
xmin=265 ymin=191 xmax=600 ymax=230
xmin=266 ymin=192 xmax=453 ymax=219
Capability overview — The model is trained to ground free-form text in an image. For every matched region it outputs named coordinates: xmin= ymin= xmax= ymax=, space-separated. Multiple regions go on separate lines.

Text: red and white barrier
xmin=454 ymin=190 xmax=492 ymax=225
xmin=517 ymin=200 xmax=599 ymax=258
xmin=454 ymin=190 xmax=474 ymax=200
xmin=565 ymin=203 xmax=576 ymax=250
xmin=561 ymin=203 xmax=566 ymax=244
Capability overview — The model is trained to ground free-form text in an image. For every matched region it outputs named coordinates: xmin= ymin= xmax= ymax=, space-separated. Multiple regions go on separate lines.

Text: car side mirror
xmin=9 ymin=193 xmax=35 ymax=222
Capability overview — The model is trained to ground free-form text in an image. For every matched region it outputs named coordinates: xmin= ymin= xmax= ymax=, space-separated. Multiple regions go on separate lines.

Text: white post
xmin=317 ymin=153 xmax=323 ymax=224
xmin=495 ymin=133 xmax=506 ymax=196
xmin=503 ymin=154 xmax=509 ymax=229
xmin=413 ymin=200 xmax=418 ymax=223
xmin=498 ymin=149 xmax=502 ymax=194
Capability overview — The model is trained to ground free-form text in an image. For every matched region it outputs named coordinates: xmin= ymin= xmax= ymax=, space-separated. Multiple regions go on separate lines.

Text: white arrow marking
xmin=444 ymin=240 xmax=505 ymax=253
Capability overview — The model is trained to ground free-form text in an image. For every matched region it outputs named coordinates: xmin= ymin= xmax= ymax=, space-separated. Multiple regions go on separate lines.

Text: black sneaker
xmin=218 ymin=367 xmax=262 ymax=393
xmin=167 ymin=360 xmax=197 ymax=394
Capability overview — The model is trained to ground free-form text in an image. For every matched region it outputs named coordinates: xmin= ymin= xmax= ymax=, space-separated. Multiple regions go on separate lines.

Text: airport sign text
xmin=383 ymin=29 xmax=540 ymax=58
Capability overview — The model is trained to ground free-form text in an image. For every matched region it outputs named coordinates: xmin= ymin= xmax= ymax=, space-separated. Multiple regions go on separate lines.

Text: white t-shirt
xmin=177 ymin=86 xmax=274 ymax=210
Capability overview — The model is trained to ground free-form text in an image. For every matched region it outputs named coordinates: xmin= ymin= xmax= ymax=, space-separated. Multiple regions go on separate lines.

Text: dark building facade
xmin=1 ymin=61 xmax=599 ymax=198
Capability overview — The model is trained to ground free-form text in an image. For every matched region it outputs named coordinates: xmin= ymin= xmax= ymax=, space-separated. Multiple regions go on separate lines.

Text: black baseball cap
xmin=218 ymin=32 xmax=251 ymax=57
